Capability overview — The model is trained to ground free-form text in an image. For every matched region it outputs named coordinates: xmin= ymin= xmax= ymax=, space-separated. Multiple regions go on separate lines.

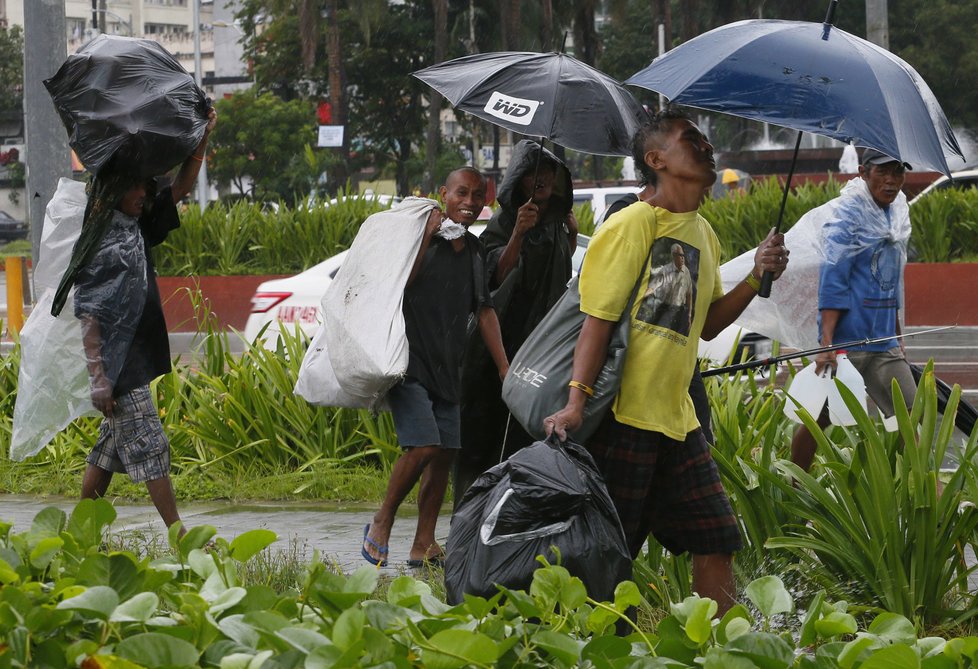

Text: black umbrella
xmin=45 ymin=34 xmax=210 ymax=178
xmin=626 ymin=1 xmax=965 ymax=296
xmin=413 ymin=51 xmax=649 ymax=157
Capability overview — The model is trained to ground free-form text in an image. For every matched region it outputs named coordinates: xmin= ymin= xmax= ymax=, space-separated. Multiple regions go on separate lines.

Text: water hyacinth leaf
xmin=219 ymin=650 xmax=274 ymax=669
xmin=614 ymin=580 xmax=642 ymax=612
xmin=868 ymin=613 xmax=917 ymax=646
xmin=859 ymin=643 xmax=921 ymax=669
xmin=533 ymin=629 xmax=582 ymax=665
xmin=798 ymin=591 xmax=827 ymax=647
xmin=421 ymin=629 xmax=499 ymax=669
xmin=66 ymin=499 xmax=116 ymax=549
xmin=717 ymin=604 xmax=754 ymax=645
xmin=179 ymin=525 xmax=217 ymax=557
xmin=110 ymin=592 xmax=159 ymax=622
xmin=331 ymin=607 xmax=366 ymax=651
xmin=916 ymin=637 xmax=945 ymax=658
xmin=188 ymin=549 xmax=218 ymax=579
xmin=305 ymin=645 xmax=344 ymax=669
xmin=83 ymin=655 xmax=146 ymax=669
xmin=496 ymin=586 xmax=543 ymax=619
xmin=530 ymin=565 xmax=566 ymax=611
xmin=582 ymin=635 xmax=632 ymax=663
xmin=219 ymin=614 xmax=261 ymax=648
xmin=0 ymin=557 xmax=19 ymax=584
xmin=387 ymin=575 xmax=430 ymax=607
xmin=229 ymin=529 xmax=277 ymax=562
xmin=29 ymin=536 xmax=64 ymax=570
xmin=839 ymin=636 xmax=877 ymax=669
xmin=814 ymin=611 xmax=858 ymax=639
xmin=942 ymin=637 xmax=978 ymax=662
xmin=275 ymin=626 xmax=332 ymax=654
xmin=115 ymin=632 xmax=200 ymax=667
xmin=345 ymin=566 xmax=380 ymax=596
xmin=725 ymin=631 xmax=795 ymax=669
xmin=656 ymin=615 xmax=701 ymax=663
xmin=30 ymin=506 xmax=66 ymax=539
xmin=209 ymin=587 xmax=248 ymax=614
xmin=422 ymin=593 xmax=452 ymax=616
xmin=745 ymin=576 xmax=794 ymax=618
xmin=560 ymin=577 xmax=588 ymax=610
xmin=704 ymin=646 xmax=765 ymax=669
xmin=586 ymin=603 xmax=619 ymax=635
xmin=670 ymin=596 xmax=716 ymax=646
xmin=57 ymin=585 xmax=120 ymax=619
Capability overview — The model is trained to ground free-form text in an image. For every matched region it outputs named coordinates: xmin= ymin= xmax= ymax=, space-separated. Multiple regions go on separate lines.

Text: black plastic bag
xmin=44 ymin=34 xmax=209 ymax=178
xmin=445 ymin=437 xmax=632 ymax=605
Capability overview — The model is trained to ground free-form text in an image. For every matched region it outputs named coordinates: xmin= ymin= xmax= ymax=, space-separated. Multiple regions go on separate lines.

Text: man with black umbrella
xmin=790 ymin=148 xmax=916 ymax=472
xmin=545 ymin=108 xmax=788 ymax=615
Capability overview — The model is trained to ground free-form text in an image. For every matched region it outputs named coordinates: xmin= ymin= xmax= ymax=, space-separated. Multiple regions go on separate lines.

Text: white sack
xmin=294 ymin=197 xmax=436 ymax=408
xmin=719 ymin=177 xmax=910 ymax=350
xmin=10 ymin=179 xmax=97 ymax=460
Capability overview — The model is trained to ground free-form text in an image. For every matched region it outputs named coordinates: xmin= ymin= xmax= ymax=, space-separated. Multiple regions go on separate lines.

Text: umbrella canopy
xmin=414 ymin=51 xmax=649 ymax=156
xmin=626 ymin=19 xmax=963 ymax=176
xmin=45 ymin=34 xmax=210 ymax=178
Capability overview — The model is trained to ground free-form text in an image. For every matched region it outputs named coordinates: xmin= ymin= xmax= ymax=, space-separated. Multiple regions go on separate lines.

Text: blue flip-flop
xmin=361 ymin=524 xmax=388 ymax=567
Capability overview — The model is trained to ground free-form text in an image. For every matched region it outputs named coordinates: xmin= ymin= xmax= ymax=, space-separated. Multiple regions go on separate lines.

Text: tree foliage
xmin=0 ymin=25 xmax=24 ymax=112
xmin=207 ymin=91 xmax=319 ymax=205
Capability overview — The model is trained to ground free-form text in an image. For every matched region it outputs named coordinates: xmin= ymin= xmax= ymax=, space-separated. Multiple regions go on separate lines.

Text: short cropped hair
xmin=630 ymin=107 xmax=693 ymax=188
xmin=445 ymin=166 xmax=486 ymax=187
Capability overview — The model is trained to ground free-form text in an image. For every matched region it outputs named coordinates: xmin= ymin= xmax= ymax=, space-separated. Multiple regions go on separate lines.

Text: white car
xmin=908 ymin=167 xmax=978 ymax=205
xmin=572 ymin=186 xmax=642 ymax=225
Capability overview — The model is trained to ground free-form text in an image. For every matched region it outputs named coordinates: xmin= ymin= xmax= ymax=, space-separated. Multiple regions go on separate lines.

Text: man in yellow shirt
xmin=544 ymin=108 xmax=788 ymax=614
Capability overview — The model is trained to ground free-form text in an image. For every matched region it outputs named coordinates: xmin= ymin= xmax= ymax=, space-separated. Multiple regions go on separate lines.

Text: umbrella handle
xmin=758 ymin=130 xmax=803 ymax=299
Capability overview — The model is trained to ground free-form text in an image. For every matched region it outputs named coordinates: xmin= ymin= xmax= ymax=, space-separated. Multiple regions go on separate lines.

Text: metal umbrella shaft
xmin=757 ymin=130 xmax=803 ymax=298
xmin=700 ymin=325 xmax=955 ymax=378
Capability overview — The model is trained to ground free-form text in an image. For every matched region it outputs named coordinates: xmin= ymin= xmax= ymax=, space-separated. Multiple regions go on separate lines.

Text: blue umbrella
xmin=626 ymin=16 xmax=963 ymax=176
xmin=626 ymin=3 xmax=964 ymax=295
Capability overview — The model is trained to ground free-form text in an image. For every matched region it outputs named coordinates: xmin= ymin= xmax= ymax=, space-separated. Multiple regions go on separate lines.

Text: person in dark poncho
xmin=72 ymin=109 xmax=216 ymax=536
xmin=455 ymin=140 xmax=577 ymax=508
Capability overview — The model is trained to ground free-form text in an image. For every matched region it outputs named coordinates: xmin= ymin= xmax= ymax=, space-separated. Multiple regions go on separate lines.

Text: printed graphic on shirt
xmin=635 ymin=237 xmax=699 ymax=337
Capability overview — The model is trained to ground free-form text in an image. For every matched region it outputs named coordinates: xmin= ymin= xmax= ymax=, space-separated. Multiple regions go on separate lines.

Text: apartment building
xmin=1 ymin=1 xmax=253 ymax=91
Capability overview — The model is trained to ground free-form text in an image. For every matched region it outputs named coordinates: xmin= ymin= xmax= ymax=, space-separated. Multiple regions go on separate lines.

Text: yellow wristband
xmin=744 ymin=272 xmax=761 ymax=292
xmin=568 ymin=380 xmax=595 ymax=397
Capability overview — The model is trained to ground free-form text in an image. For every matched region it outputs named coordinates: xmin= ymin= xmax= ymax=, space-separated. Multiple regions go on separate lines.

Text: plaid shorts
xmin=87 ymin=385 xmax=171 ymax=483
xmin=586 ymin=415 xmax=743 ymax=559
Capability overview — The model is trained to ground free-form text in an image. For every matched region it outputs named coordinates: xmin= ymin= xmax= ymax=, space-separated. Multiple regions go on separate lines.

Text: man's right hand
xmin=90 ymin=372 xmax=115 ymax=417
xmin=814 ymin=349 xmax=838 ymax=376
xmin=514 ymin=198 xmax=540 ymax=236
xmin=543 ymin=405 xmax=584 ymax=441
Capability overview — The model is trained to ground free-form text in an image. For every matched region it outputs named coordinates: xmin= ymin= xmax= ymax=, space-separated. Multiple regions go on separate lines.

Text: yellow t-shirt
xmin=579 ymin=201 xmax=723 ymax=440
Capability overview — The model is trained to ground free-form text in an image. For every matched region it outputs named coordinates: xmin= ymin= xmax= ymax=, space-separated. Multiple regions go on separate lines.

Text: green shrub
xmin=2 ymin=498 xmax=975 ymax=668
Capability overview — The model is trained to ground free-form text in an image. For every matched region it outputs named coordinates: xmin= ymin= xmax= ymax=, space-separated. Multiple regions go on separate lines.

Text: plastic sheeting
xmin=44 ymin=34 xmax=209 ymax=177
xmin=11 ymin=180 xmax=97 ymax=460
xmin=444 ymin=437 xmax=632 ymax=605
xmin=294 ymin=198 xmax=435 ymax=409
xmin=720 ymin=177 xmax=910 ymax=350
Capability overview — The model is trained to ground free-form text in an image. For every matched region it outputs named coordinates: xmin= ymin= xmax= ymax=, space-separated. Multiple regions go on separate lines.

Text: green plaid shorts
xmin=87 ymin=385 xmax=170 ymax=483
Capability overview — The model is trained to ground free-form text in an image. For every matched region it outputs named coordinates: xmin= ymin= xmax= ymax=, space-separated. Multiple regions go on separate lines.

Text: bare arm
xmin=701 ymin=228 xmax=788 ymax=340
xmin=495 ymin=198 xmax=539 ymax=283
xmin=543 ymin=315 xmax=616 ymax=440
xmin=407 ymin=209 xmax=443 ymax=287
xmin=170 ymin=108 xmax=217 ymax=203
xmin=79 ymin=315 xmax=115 ymax=417
xmin=478 ymin=306 xmax=509 ymax=380
xmin=815 ymin=308 xmax=842 ymax=373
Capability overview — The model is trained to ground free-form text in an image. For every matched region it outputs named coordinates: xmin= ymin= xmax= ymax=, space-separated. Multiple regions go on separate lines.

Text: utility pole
xmin=865 ymin=0 xmax=889 ymax=49
xmin=24 ymin=0 xmax=72 ymax=267
xmin=192 ymin=0 xmax=208 ymax=209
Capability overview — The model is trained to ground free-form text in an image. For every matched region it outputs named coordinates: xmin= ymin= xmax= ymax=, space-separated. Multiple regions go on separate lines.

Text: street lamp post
xmin=192 ymin=0 xmax=208 ymax=210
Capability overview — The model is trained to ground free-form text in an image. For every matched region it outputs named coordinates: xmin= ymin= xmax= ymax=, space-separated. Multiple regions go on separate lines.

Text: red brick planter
xmin=157 ymin=276 xmax=287 ymax=332
xmin=905 ymin=263 xmax=978 ymax=326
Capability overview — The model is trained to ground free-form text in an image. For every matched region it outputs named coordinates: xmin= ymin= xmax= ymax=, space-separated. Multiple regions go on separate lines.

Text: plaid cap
xmin=861 ymin=147 xmax=912 ymax=171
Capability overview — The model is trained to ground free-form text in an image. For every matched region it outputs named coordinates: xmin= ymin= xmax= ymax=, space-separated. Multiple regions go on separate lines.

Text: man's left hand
xmin=753 ymin=227 xmax=789 ymax=280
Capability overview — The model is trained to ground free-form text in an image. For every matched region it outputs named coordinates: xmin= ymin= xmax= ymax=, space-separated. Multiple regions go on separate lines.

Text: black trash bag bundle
xmin=44 ymin=34 xmax=210 ymax=178
xmin=445 ymin=436 xmax=632 ymax=605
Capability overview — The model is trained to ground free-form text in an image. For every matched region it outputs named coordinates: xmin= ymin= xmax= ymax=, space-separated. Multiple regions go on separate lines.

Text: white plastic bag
xmin=719 ymin=177 xmax=910 ymax=351
xmin=294 ymin=197 xmax=436 ymax=408
xmin=10 ymin=179 xmax=98 ymax=460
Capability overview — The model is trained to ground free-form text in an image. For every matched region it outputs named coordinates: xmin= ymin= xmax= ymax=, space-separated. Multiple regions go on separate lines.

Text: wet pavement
xmin=0 ymin=495 xmax=450 ymax=573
